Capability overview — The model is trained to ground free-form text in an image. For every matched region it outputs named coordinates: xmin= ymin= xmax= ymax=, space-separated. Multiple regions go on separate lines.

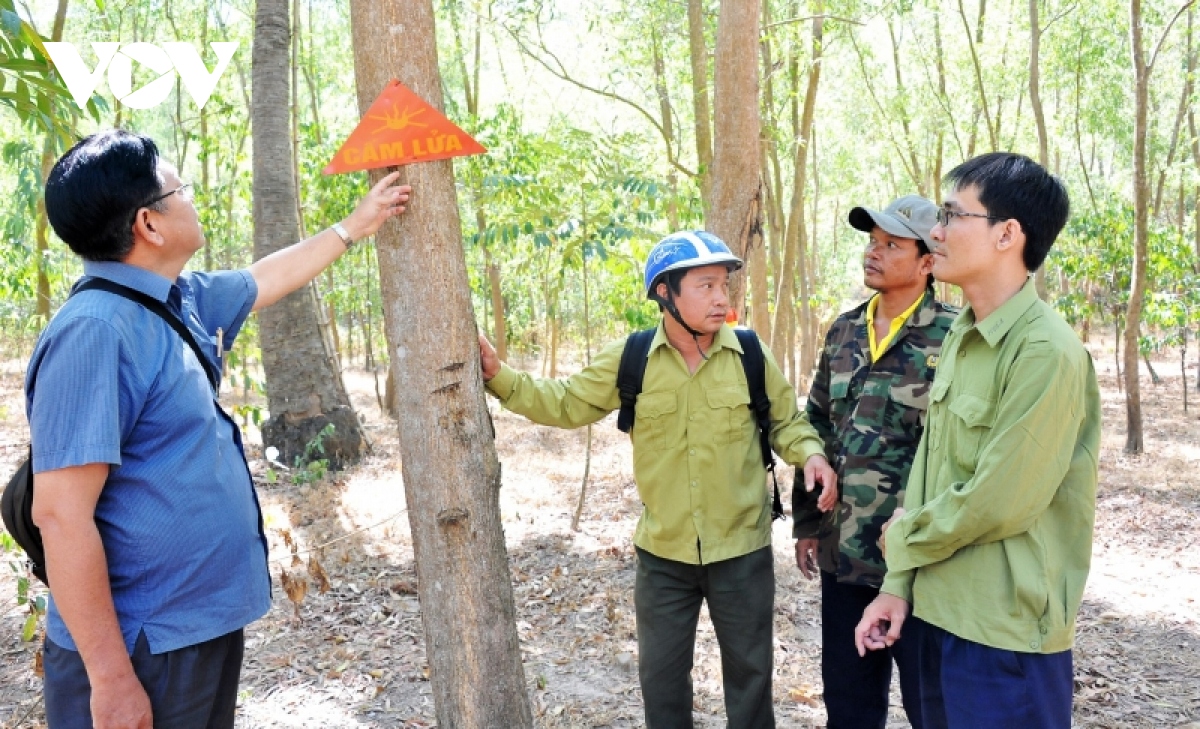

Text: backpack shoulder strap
xmin=615 ymin=328 xmax=657 ymax=433
xmin=734 ymin=329 xmax=772 ymax=464
xmin=734 ymin=328 xmax=784 ymax=520
xmin=73 ymin=277 xmax=219 ymax=393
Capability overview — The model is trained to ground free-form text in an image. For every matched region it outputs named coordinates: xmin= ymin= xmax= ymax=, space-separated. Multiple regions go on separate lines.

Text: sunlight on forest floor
xmin=1 ymin=342 xmax=1198 ymax=728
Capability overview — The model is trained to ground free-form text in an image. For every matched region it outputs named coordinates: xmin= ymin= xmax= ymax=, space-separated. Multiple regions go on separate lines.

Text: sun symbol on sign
xmin=369 ymin=103 xmax=428 ymax=134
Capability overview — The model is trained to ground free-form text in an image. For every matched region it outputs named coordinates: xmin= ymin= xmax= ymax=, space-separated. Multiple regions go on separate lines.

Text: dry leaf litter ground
xmin=1 ymin=340 xmax=1198 ymax=728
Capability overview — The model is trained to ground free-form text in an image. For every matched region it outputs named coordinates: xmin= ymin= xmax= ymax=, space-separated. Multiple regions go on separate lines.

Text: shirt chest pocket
xmin=884 ymin=372 xmax=934 ymax=441
xmin=635 ymin=390 xmax=677 ymax=452
xmin=946 ymin=393 xmax=997 ymax=472
xmin=827 ymin=373 xmax=853 ymax=430
xmin=705 ymin=385 xmax=753 ymax=444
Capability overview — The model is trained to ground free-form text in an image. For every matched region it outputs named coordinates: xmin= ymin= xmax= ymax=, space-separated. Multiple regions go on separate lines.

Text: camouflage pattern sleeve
xmin=794 ymin=328 xmax=837 ymax=539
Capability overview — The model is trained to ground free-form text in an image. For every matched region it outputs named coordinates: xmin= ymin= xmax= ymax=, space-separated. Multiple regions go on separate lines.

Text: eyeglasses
xmin=142 ymin=183 xmax=194 ymax=208
xmin=935 ymin=207 xmax=1005 ymax=226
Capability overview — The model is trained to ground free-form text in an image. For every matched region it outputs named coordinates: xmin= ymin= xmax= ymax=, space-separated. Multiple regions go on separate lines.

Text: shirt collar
xmin=906 ymin=290 xmax=940 ymax=329
xmin=649 ymin=319 xmax=742 ymax=356
xmin=953 ymin=276 xmax=1040 ymax=347
xmin=82 ymin=260 xmax=175 ymax=303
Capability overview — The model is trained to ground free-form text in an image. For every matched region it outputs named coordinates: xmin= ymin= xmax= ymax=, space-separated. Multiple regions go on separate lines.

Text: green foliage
xmin=0 ymin=0 xmax=1195 ymax=393
xmin=293 ymin=423 xmax=335 ymax=485
xmin=261 ymin=424 xmax=335 ymax=486
xmin=0 ymin=0 xmax=102 ymax=146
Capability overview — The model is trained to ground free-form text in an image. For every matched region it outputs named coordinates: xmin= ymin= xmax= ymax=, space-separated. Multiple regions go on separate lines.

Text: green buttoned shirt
xmin=880 ymin=278 xmax=1101 ymax=653
xmin=486 ymin=322 xmax=826 ymax=565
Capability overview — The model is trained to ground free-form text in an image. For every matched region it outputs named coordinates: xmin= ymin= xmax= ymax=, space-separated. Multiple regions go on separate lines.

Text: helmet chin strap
xmin=649 ymin=290 xmax=711 ymax=361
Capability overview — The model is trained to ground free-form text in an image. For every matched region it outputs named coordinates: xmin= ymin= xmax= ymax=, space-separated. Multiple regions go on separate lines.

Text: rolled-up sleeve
xmin=186 ymin=269 xmax=258 ymax=349
xmin=485 ymin=339 xmax=623 ymax=429
xmin=762 ymin=345 xmax=826 ymax=468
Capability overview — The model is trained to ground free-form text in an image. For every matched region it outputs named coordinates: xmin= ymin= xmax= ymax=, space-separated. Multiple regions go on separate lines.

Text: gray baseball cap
xmin=848 ymin=194 xmax=938 ymax=248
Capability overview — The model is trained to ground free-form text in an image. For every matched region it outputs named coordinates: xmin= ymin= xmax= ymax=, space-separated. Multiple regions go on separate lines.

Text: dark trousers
xmin=819 ymin=571 xmax=944 ymax=729
xmin=635 ymin=546 xmax=775 ymax=729
xmin=914 ymin=617 xmax=1074 ymax=729
xmin=44 ymin=629 xmax=245 ymax=729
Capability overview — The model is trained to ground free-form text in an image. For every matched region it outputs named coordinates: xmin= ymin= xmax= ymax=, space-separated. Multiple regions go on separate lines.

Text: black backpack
xmin=615 ymin=327 xmax=785 ymax=521
xmin=1 ymin=278 xmax=218 ymax=586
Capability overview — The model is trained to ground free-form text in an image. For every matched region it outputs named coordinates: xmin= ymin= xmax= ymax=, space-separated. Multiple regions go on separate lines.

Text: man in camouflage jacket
xmin=793 ymin=195 xmax=957 ymax=729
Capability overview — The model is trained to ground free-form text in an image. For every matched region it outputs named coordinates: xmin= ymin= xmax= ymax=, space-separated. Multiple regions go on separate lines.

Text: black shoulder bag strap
xmin=74 ymin=277 xmax=219 ymax=393
xmin=615 ymin=328 xmax=657 ymax=433
xmin=735 ymin=329 xmax=784 ymax=521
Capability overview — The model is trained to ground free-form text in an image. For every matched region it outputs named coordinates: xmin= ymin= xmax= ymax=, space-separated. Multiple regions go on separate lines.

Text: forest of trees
xmin=2 ymin=0 xmax=1198 ymax=444
xmin=1 ymin=1 xmax=1198 ymax=723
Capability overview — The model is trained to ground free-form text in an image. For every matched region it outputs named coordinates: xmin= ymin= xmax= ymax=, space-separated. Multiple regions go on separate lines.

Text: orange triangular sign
xmin=323 ymin=80 xmax=486 ymax=174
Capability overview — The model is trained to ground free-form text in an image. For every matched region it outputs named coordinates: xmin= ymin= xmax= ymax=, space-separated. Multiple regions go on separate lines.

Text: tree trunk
xmin=688 ymin=0 xmax=714 ymax=219
xmin=1125 ymin=0 xmax=1149 ymax=453
xmin=33 ymin=0 xmax=70 ymax=322
xmin=709 ymin=0 xmax=762 ymax=315
xmin=1074 ymin=28 xmax=1100 ymax=212
xmin=485 ymin=242 xmax=507 ymax=362
xmin=1029 ymin=0 xmax=1051 ymax=300
xmin=348 ymin=2 xmax=533 ymax=726
xmin=252 ymin=0 xmax=367 ymax=468
xmin=772 ymin=8 xmax=823 ymax=380
xmin=961 ymin=0 xmax=996 ymax=153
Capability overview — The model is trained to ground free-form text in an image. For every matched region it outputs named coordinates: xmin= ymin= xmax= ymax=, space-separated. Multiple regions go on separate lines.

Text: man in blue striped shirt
xmin=26 ymin=129 xmax=410 ymax=729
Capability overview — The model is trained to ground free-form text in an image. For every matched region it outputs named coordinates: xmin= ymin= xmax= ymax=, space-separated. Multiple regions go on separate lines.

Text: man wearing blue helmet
xmin=479 ymin=230 xmax=837 ymax=728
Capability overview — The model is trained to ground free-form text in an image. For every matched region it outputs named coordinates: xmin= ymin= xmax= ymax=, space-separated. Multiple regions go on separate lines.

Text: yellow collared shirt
xmin=866 ymin=292 xmax=926 ymax=362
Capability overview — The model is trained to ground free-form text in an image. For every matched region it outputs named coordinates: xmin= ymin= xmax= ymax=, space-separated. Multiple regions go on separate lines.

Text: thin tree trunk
xmin=348 ymin=1 xmax=533 ymax=725
xmin=1126 ymin=0 xmax=1148 ymax=453
xmin=253 ymin=0 xmax=367 ymax=468
xmin=771 ymin=7 xmax=823 ymax=378
xmin=961 ymin=0 xmax=995 ymax=154
xmin=1074 ymin=28 xmax=1099 ymax=212
xmin=1029 ymin=0 xmax=1051 ymax=300
xmin=710 ymin=0 xmax=763 ymax=314
xmin=1123 ymin=0 xmax=1189 ymax=452
xmin=887 ymin=22 xmax=925 ymax=197
xmin=689 ymin=0 xmax=714 ymax=219
xmin=573 ymin=250 xmax=593 ymax=532
xmin=33 ymin=0 xmax=70 ymax=321
xmin=452 ymin=1 xmax=507 ymax=362
xmin=1181 ymin=328 xmax=1188 ymax=413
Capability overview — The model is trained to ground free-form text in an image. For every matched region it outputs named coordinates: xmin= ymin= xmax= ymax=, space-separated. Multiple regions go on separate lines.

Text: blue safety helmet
xmin=643 ymin=231 xmax=743 ymax=298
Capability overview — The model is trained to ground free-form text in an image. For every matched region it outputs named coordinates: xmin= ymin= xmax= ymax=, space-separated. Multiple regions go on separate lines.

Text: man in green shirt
xmin=854 ymin=153 xmax=1101 ymax=729
xmin=479 ymin=231 xmax=837 ymax=729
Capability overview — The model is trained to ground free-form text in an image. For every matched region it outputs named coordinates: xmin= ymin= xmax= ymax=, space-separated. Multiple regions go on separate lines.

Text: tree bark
xmin=348 ymin=1 xmax=533 ymax=726
xmin=688 ymin=0 xmax=714 ymax=219
xmin=1029 ymin=0 xmax=1051 ymax=300
xmin=1125 ymin=0 xmax=1149 ymax=453
xmin=709 ymin=0 xmax=762 ymax=315
xmin=772 ymin=7 xmax=823 ymax=385
xmin=252 ymin=0 xmax=367 ymax=468
xmin=452 ymin=0 xmax=508 ymax=362
xmin=33 ymin=0 xmax=70 ymax=322
xmin=961 ymin=0 xmax=995 ymax=154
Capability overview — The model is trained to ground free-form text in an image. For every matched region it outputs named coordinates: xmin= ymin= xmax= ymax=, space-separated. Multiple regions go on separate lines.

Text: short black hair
xmin=664 ymin=268 xmax=687 ymax=297
xmin=912 ymin=239 xmax=933 ymax=290
xmin=945 ymin=152 xmax=1069 ymax=271
xmin=45 ymin=130 xmax=166 ymax=262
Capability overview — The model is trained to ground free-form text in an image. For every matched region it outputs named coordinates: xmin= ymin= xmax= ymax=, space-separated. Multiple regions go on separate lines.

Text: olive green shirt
xmin=486 ymin=322 xmax=826 ymax=565
xmin=881 ymin=278 xmax=1101 ymax=654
